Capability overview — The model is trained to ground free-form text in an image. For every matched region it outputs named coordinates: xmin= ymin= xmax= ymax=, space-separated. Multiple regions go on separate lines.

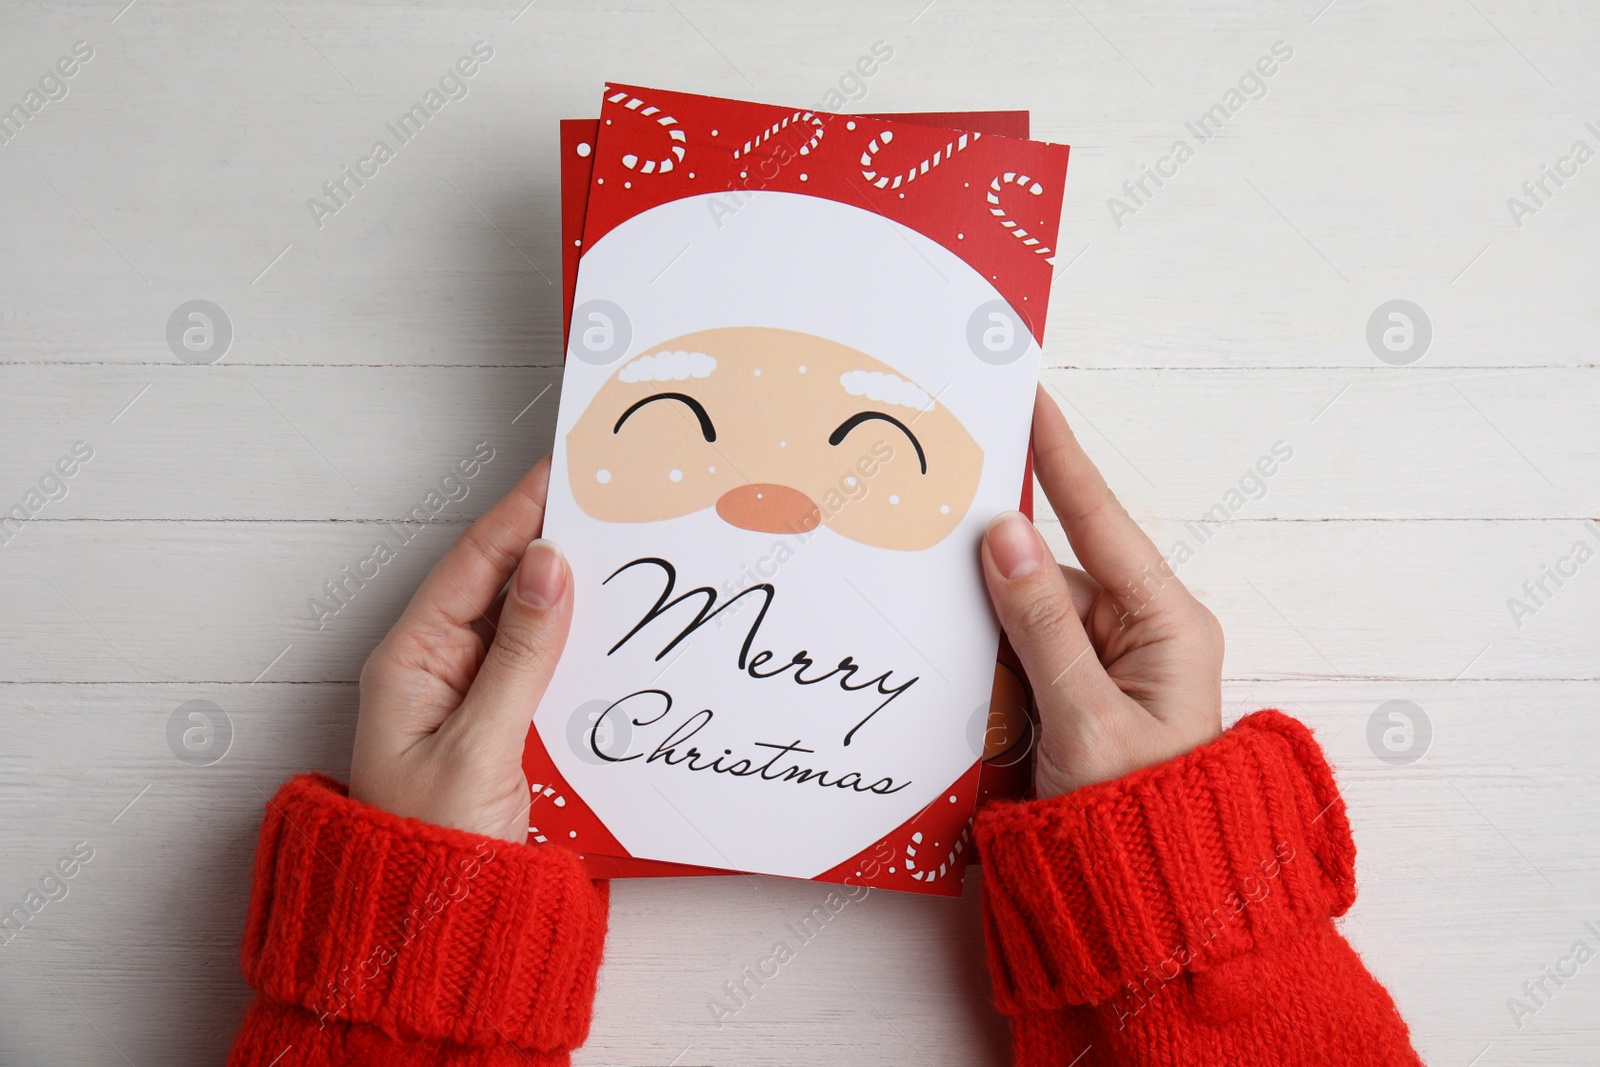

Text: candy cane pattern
xmin=606 ymin=90 xmax=688 ymax=174
xmin=903 ymin=821 xmax=973 ymax=883
xmin=526 ymin=782 xmax=568 ymax=844
xmin=860 ymin=128 xmax=981 ymax=191
xmin=987 ymin=172 xmax=1055 ymax=260
xmin=732 ymin=110 xmax=825 ymax=160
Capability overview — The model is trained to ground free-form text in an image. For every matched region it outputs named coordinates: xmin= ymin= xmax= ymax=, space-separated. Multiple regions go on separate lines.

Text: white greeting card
xmin=523 ymin=85 xmax=1069 ymax=894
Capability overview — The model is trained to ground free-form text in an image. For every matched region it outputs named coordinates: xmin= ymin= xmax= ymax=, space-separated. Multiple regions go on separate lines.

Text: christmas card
xmin=522 ymin=85 xmax=1068 ymax=896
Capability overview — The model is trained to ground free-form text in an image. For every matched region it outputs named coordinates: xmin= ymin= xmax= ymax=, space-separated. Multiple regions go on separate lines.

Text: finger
xmin=446 ymin=538 xmax=573 ymax=753
xmin=470 ymin=589 xmax=510 ymax=652
xmin=398 ymin=456 xmax=553 ymax=638
xmin=1031 ymin=386 xmax=1193 ymax=617
xmin=982 ymin=511 xmax=1122 ymax=711
xmin=1059 ymin=564 xmax=1100 ymax=624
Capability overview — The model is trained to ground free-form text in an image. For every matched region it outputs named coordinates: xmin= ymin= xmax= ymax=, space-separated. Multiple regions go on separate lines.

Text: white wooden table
xmin=2 ymin=1 xmax=1597 ymax=1064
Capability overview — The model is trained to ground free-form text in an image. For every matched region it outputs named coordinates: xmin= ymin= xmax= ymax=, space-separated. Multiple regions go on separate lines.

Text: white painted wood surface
xmin=1 ymin=1 xmax=1596 ymax=1064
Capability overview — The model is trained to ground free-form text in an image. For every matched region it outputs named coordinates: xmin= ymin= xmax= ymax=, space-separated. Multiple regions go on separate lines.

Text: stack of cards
xmin=521 ymin=85 xmax=1070 ymax=897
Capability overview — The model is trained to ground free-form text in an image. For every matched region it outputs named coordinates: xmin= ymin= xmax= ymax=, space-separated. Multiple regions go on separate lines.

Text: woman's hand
xmin=350 ymin=457 xmax=572 ymax=842
xmin=981 ymin=388 xmax=1224 ymax=799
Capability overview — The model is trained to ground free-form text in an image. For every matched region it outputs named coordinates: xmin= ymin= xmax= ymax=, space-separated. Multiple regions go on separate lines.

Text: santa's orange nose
xmin=715 ymin=483 xmax=821 ymax=535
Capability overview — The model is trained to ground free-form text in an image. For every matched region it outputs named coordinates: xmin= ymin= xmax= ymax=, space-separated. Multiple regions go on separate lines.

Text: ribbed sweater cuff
xmin=976 ymin=710 xmax=1357 ymax=1013
xmin=237 ymin=774 xmax=608 ymax=1055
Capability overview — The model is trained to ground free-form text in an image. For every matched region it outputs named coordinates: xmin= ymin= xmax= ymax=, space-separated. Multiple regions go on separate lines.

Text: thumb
xmin=451 ymin=538 xmax=574 ymax=752
xmin=981 ymin=512 xmax=1117 ymax=712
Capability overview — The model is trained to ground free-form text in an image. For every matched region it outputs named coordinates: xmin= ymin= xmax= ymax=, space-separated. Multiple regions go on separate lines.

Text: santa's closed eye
xmin=566 ymin=326 xmax=983 ymax=551
xmin=828 ymin=411 xmax=927 ymax=474
xmin=613 ymin=392 xmax=717 ymax=442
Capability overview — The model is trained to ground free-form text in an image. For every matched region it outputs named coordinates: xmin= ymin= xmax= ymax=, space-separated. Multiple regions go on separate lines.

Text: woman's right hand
xmin=980 ymin=387 xmax=1226 ymax=799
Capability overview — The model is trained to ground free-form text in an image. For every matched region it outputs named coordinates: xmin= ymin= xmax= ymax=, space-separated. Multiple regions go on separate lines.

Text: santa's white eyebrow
xmin=839 ymin=369 xmax=934 ymax=412
xmin=619 ymin=350 xmax=716 ymax=383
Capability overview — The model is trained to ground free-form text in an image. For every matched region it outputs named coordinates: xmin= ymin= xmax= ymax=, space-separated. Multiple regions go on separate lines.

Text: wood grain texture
xmin=2 ymin=518 xmax=1594 ymax=684
xmin=1 ymin=0 xmax=1596 ymax=1064
xmin=0 ymin=365 xmax=1593 ymax=519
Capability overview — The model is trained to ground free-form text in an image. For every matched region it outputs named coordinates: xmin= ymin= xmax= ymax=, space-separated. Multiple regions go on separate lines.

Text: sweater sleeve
xmin=226 ymin=774 xmax=608 ymax=1067
xmin=976 ymin=710 xmax=1424 ymax=1067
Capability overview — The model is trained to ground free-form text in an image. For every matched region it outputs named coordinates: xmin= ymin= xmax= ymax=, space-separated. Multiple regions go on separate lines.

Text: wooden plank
xmin=0 ymin=516 xmax=1593 ymax=683
xmin=0 ymin=365 xmax=1593 ymax=520
xmin=0 ymin=366 xmax=560 ymax=521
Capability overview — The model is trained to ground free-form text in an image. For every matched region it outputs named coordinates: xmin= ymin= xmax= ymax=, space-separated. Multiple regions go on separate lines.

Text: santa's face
xmin=566 ymin=326 xmax=984 ymax=551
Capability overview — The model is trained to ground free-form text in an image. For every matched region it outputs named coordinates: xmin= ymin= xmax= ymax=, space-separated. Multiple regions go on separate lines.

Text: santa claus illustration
xmin=566 ymin=325 xmax=983 ymax=552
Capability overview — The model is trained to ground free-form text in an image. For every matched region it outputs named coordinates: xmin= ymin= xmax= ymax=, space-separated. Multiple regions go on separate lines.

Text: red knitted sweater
xmin=226 ymin=712 xmax=1423 ymax=1065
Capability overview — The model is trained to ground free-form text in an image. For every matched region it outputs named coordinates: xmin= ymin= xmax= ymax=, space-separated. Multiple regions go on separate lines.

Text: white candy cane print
xmin=526 ymin=782 xmax=568 ymax=844
xmin=987 ymin=172 xmax=1055 ymax=260
xmin=860 ymin=128 xmax=982 ymax=191
xmin=606 ymin=90 xmax=688 ymax=174
xmin=732 ymin=110 xmax=825 ymax=160
xmin=903 ymin=821 xmax=973 ymax=883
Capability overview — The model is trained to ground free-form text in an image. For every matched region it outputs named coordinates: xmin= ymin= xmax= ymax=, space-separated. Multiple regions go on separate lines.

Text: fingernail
xmin=987 ymin=511 xmax=1046 ymax=580
xmin=516 ymin=538 xmax=566 ymax=608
